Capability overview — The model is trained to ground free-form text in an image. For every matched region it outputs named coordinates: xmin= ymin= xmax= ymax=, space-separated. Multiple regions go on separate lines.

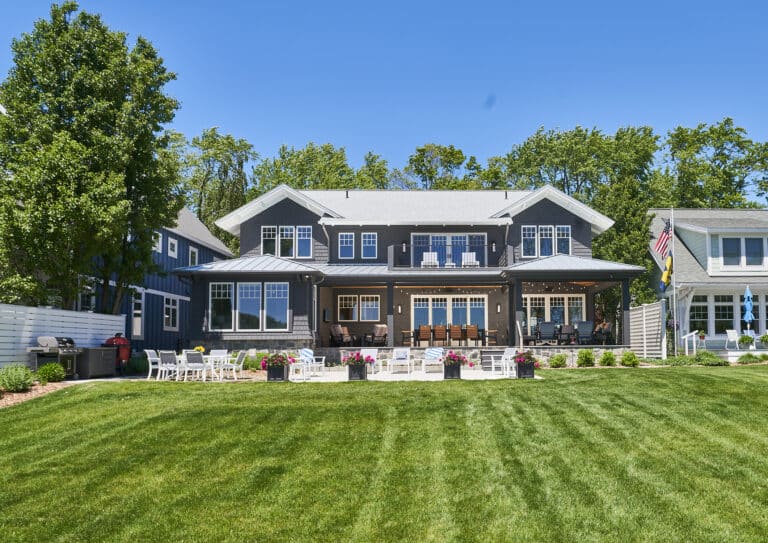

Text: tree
xmin=0 ymin=2 xmax=183 ymax=312
xmin=185 ymin=127 xmax=258 ymax=254
xmin=405 ymin=144 xmax=468 ymax=189
xmin=354 ymin=151 xmax=390 ymax=189
xmin=663 ymin=118 xmax=768 ymax=208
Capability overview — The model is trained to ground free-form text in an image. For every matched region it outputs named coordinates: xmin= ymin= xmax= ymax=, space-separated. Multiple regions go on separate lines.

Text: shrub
xmin=695 ymin=351 xmax=729 ymax=366
xmin=576 ymin=350 xmax=595 ymax=367
xmin=599 ymin=352 xmax=616 ymax=367
xmin=0 ymin=364 xmax=35 ymax=392
xmin=36 ymin=362 xmax=66 ymax=385
xmin=549 ymin=354 xmax=567 ymax=368
xmin=737 ymin=353 xmax=761 ymax=365
xmin=760 ymin=334 xmax=768 ymax=345
xmin=760 ymin=353 xmax=768 ymax=361
xmin=739 ymin=335 xmax=754 ymax=347
xmin=244 ymin=352 xmax=269 ymax=371
xmin=620 ymin=351 xmax=639 ymax=367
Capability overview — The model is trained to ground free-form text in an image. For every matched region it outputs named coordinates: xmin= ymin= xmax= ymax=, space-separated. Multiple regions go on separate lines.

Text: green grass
xmin=3 ymin=367 xmax=768 ymax=542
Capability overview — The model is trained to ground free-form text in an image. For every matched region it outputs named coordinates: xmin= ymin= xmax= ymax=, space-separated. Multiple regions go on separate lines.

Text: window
xmin=413 ymin=297 xmax=429 ymax=328
xmin=689 ymin=295 xmax=708 ymax=336
xmin=362 ymin=233 xmax=377 ymax=259
xmin=189 ymin=246 xmax=198 ymax=267
xmin=410 ymin=232 xmax=487 ymax=267
xmin=297 ymin=226 xmax=312 ymax=258
xmin=722 ymin=238 xmax=741 ymax=266
xmin=237 ymin=283 xmax=262 ymax=331
xmin=210 ymin=282 xmax=234 ymax=331
xmin=338 ymin=295 xmax=358 ymax=321
xmin=360 ymin=295 xmax=380 ymax=321
xmin=163 ymin=297 xmax=178 ymax=331
xmin=261 ymin=226 xmax=277 ymax=255
xmin=339 ymin=233 xmax=354 ymax=259
xmin=714 ymin=295 xmax=734 ymax=334
xmin=132 ymin=292 xmax=144 ymax=339
xmin=539 ymin=226 xmax=554 ymax=257
xmin=549 ymin=297 xmax=565 ymax=324
xmin=522 ymin=226 xmax=537 ymax=258
xmin=431 ymin=298 xmax=448 ymax=326
xmin=410 ymin=295 xmax=487 ymax=329
xmin=522 ymin=294 xmax=586 ymax=334
xmin=567 ymin=296 xmax=583 ymax=323
xmin=745 ymin=238 xmax=763 ymax=266
xmin=469 ymin=297 xmax=486 ymax=329
xmin=168 ymin=237 xmax=178 ymax=258
xmin=264 ymin=283 xmax=289 ymax=330
xmin=279 ymin=226 xmax=295 ymax=257
xmin=153 ymin=232 xmax=162 ymax=253
xmin=556 ymin=226 xmax=571 ymax=255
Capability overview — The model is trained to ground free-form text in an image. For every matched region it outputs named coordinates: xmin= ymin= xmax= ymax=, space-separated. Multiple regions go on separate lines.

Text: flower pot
xmin=348 ymin=364 xmax=367 ymax=381
xmin=443 ymin=364 xmax=461 ymax=380
xmin=517 ymin=362 xmax=535 ymax=379
xmin=267 ymin=365 xmax=289 ymax=381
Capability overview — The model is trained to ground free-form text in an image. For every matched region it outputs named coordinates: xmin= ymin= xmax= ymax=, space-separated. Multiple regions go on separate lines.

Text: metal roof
xmin=506 ymin=254 xmax=645 ymax=273
xmin=167 ymin=208 xmax=233 ymax=257
xmin=175 ymin=254 xmax=320 ymax=274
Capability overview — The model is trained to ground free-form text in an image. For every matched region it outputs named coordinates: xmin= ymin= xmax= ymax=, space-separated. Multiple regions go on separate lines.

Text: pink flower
xmin=288 ymin=357 xmax=295 ymax=364
xmin=260 ymin=359 xmax=267 ymax=370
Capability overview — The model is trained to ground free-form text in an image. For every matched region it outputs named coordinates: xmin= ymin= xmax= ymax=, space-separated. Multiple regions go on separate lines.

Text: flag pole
xmin=671 ymin=207 xmax=677 ymax=356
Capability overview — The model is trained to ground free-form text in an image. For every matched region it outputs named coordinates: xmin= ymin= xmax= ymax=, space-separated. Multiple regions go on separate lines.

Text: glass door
xmin=450 ymin=235 xmax=467 ymax=267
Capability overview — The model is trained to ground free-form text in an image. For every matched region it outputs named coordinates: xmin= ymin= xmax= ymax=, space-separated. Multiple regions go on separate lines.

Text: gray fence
xmin=629 ymin=300 xmax=667 ymax=360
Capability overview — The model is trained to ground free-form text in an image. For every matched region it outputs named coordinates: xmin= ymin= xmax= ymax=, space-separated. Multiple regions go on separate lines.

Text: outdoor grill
xmin=26 ymin=336 xmax=83 ymax=377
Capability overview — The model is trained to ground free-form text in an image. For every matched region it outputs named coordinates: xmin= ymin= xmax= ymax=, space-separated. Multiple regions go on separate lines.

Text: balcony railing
xmin=388 ymin=243 xmax=506 ymax=269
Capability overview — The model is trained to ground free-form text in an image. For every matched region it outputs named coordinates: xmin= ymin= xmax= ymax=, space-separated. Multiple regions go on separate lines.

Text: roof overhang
xmin=318 ymin=218 xmax=514 ymax=226
xmin=491 ymin=185 xmax=614 ymax=235
xmin=215 ymin=184 xmax=342 ymax=236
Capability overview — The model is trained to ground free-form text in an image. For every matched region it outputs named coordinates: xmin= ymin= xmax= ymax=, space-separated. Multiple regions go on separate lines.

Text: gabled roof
xmin=167 ymin=208 xmax=233 ymax=257
xmin=491 ymin=185 xmax=614 ymax=235
xmin=215 ymin=185 xmax=342 ymax=235
xmin=174 ymin=254 xmax=320 ymax=274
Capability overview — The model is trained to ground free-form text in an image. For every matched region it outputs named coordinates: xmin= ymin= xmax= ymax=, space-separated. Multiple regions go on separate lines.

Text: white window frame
xmin=522 ymin=293 xmax=587 ymax=333
xmin=189 ymin=246 xmax=199 ymax=267
xmin=264 ymin=282 xmax=290 ymax=331
xmin=409 ymin=232 xmax=488 ymax=266
xmin=338 ymin=294 xmax=358 ymax=321
xmin=261 ymin=226 xmax=277 ymax=256
xmin=279 ymin=226 xmax=295 ymax=258
xmin=209 ymin=282 xmax=235 ymax=332
xmin=339 ymin=232 xmax=355 ymax=259
xmin=131 ymin=290 xmax=144 ymax=340
xmin=360 ymin=295 xmax=380 ymax=322
xmin=168 ymin=237 xmax=178 ymax=259
xmin=521 ymin=225 xmax=537 ymax=258
xmin=362 ymin=232 xmax=378 ymax=260
xmin=153 ymin=231 xmax=162 ymax=253
xmin=296 ymin=226 xmax=313 ymax=259
xmin=538 ymin=225 xmax=554 ymax=257
xmin=236 ymin=282 xmax=262 ymax=332
xmin=410 ymin=294 xmax=488 ymax=328
xmin=556 ymin=225 xmax=571 ymax=255
xmin=163 ymin=296 xmax=179 ymax=332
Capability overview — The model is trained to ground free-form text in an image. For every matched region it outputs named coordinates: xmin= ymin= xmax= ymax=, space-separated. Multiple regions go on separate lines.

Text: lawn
xmin=2 ymin=367 xmax=768 ymax=542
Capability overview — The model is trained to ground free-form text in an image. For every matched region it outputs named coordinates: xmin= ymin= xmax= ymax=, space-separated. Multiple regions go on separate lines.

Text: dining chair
xmin=144 ymin=349 xmax=160 ymax=380
xmin=157 ymin=350 xmax=178 ymax=381
xmin=449 ymin=325 xmax=463 ymax=346
xmin=418 ymin=325 xmax=432 ymax=347
xmin=433 ymin=325 xmax=448 ymax=346
xmin=466 ymin=325 xmax=480 ymax=347
xmin=221 ymin=351 xmax=246 ymax=380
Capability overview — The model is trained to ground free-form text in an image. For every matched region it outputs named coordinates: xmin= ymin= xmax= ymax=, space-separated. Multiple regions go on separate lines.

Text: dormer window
xmin=539 ymin=226 xmax=554 ymax=257
xmin=522 ymin=225 xmax=571 ymax=258
xmin=721 ymin=236 xmax=765 ymax=268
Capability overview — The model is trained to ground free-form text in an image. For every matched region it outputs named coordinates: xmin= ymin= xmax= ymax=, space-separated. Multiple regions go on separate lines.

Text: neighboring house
xmin=649 ymin=208 xmax=768 ymax=347
xmin=177 ymin=184 xmax=644 ymax=349
xmin=82 ymin=208 xmax=232 ymax=352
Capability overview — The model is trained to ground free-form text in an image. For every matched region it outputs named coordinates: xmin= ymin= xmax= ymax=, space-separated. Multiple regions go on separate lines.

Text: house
xmin=81 ymin=208 xmax=233 ymax=352
xmin=176 ymin=185 xmax=644 ymax=350
xmin=649 ymin=208 xmax=768 ymax=347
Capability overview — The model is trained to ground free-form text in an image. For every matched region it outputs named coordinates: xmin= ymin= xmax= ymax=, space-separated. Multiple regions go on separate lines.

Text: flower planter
xmin=267 ymin=365 xmax=289 ymax=381
xmin=443 ymin=364 xmax=461 ymax=380
xmin=347 ymin=364 xmax=367 ymax=381
xmin=517 ymin=362 xmax=535 ymax=379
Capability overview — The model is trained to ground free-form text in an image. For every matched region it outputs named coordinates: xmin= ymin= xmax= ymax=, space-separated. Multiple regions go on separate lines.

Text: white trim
xmin=521 ymin=225 xmax=537 ymax=258
xmin=410 ymin=294 xmax=488 ymax=330
xmin=319 ymin=218 xmax=513 ymax=226
xmin=209 ymin=282 xmax=234 ymax=332
xmin=338 ymin=232 xmax=355 ymax=259
xmin=189 ymin=246 xmax=199 ymax=267
xmin=261 ymin=225 xmax=277 ymax=256
xmin=163 ymin=295 xmax=179 ymax=332
xmin=279 ymin=226 xmax=295 ymax=258
xmin=168 ymin=237 xmax=178 ymax=259
xmin=131 ymin=291 xmax=144 ymax=340
xmin=263 ymin=282 xmax=290 ymax=331
xmin=296 ymin=225 xmax=313 ymax=259
xmin=359 ymin=295 xmax=381 ymax=322
xmin=337 ymin=294 xmax=358 ymax=322
xmin=106 ymin=281 xmax=190 ymax=302
xmin=236 ymin=282 xmax=262 ymax=332
xmin=556 ymin=225 xmax=572 ymax=255
xmin=362 ymin=232 xmax=378 ymax=259
xmin=522 ymin=293 xmax=587 ymax=334
xmin=538 ymin=225 xmax=555 ymax=257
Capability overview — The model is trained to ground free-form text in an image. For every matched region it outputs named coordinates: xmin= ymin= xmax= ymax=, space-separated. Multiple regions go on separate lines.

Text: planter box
xmin=517 ymin=362 xmax=535 ymax=379
xmin=347 ymin=364 xmax=367 ymax=381
xmin=443 ymin=364 xmax=461 ymax=380
xmin=267 ymin=365 xmax=289 ymax=381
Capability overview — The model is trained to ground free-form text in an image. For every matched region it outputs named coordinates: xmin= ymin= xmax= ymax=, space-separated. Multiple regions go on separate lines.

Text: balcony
xmin=387 ymin=243 xmax=507 ymax=269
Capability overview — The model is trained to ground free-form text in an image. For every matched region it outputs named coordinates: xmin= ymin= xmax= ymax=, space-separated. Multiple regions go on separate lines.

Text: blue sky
xmin=1 ymin=1 xmax=767 ymax=170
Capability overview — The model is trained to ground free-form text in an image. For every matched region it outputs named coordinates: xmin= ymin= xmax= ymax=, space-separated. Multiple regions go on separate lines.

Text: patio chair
xmin=538 ymin=322 xmax=557 ymax=345
xmin=293 ymin=348 xmax=326 ymax=381
xmin=421 ymin=347 xmax=444 ymax=373
xmin=144 ymin=349 xmax=160 ymax=380
xmin=401 ymin=329 xmax=414 ymax=346
xmin=181 ymin=350 xmax=208 ymax=381
xmin=208 ymin=349 xmax=229 ymax=381
xmin=449 ymin=325 xmax=463 ymax=346
xmin=330 ymin=324 xmax=355 ymax=347
xmin=359 ymin=348 xmax=378 ymax=375
xmin=388 ymin=347 xmax=412 ymax=373
xmin=574 ymin=320 xmax=593 ymax=345
xmin=221 ymin=351 xmax=246 ymax=380
xmin=557 ymin=324 xmax=575 ymax=345
xmin=725 ymin=329 xmax=739 ymax=350
xmin=466 ymin=324 xmax=480 ymax=346
xmin=490 ymin=347 xmax=516 ymax=377
xmin=433 ymin=325 xmax=448 ymax=346
xmin=594 ymin=322 xmax=613 ymax=345
xmin=157 ymin=350 xmax=178 ymax=381
xmin=418 ymin=325 xmax=432 ymax=347
xmin=461 ymin=252 xmax=480 ymax=267
xmin=366 ymin=324 xmax=388 ymax=347
xmin=420 ymin=251 xmax=439 ymax=268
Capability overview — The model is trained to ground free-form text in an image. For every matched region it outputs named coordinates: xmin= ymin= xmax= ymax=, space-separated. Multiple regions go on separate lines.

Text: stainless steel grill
xmin=27 ymin=336 xmax=83 ymax=377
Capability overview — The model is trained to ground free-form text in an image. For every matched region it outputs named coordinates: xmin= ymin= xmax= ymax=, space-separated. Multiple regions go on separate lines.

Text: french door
xmin=412 ymin=295 xmax=487 ymax=329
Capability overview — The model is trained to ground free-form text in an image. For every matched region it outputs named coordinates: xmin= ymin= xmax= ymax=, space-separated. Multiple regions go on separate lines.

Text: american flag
xmin=653 ymin=219 xmax=672 ymax=256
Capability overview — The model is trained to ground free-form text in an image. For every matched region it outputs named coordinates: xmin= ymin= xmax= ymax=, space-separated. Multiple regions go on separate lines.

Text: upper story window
xmin=522 ymin=226 xmax=537 ymax=258
xmin=189 ymin=246 xmax=198 ymax=266
xmin=153 ymin=232 xmax=162 ymax=253
xmin=522 ymin=225 xmax=571 ymax=258
xmin=168 ymin=237 xmax=178 ymax=258
xmin=721 ymin=236 xmax=765 ymax=268
xmin=262 ymin=226 xmax=277 ymax=255
xmin=556 ymin=226 xmax=571 ymax=255
xmin=279 ymin=226 xmax=295 ymax=257
xmin=362 ymin=233 xmax=377 ymax=259
xmin=539 ymin=226 xmax=554 ymax=257
xmin=262 ymin=225 xmax=312 ymax=258
xmin=339 ymin=233 xmax=354 ymax=259
xmin=297 ymin=226 xmax=312 ymax=258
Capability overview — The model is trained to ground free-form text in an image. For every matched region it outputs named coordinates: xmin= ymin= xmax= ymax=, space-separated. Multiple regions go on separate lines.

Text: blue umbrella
xmin=743 ymin=286 xmax=754 ymax=330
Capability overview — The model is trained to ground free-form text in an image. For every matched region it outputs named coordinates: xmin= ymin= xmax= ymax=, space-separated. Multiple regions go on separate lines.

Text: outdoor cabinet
xmin=79 ymin=347 xmax=117 ymax=379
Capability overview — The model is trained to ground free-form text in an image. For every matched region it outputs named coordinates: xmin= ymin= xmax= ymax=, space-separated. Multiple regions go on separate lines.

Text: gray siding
xmin=677 ymin=229 xmax=707 ymax=270
xmin=509 ymin=200 xmax=592 ymax=262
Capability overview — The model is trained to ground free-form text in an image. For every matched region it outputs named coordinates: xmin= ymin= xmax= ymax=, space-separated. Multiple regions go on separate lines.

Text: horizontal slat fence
xmin=0 ymin=304 xmax=125 ymax=367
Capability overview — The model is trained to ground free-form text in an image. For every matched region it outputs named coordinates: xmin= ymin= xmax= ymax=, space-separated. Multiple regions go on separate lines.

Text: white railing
xmin=682 ymin=330 xmax=699 ymax=356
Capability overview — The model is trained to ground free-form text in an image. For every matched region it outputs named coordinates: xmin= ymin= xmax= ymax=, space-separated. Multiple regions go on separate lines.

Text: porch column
xmin=622 ymin=278 xmax=631 ymax=345
xmin=510 ymin=281 xmax=521 ymax=346
xmin=386 ymin=282 xmax=394 ymax=347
